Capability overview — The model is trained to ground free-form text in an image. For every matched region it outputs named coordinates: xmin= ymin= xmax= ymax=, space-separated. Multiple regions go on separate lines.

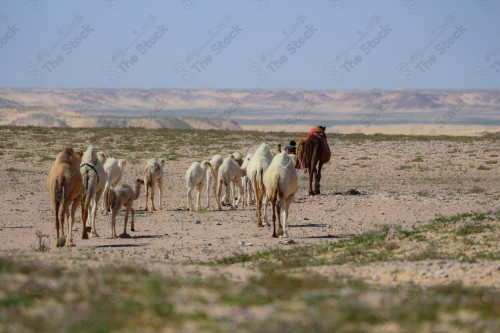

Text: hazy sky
xmin=1 ymin=0 xmax=499 ymax=89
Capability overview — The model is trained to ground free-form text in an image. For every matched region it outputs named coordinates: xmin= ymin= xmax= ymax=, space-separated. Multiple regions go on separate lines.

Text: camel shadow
xmin=290 ymin=223 xmax=326 ymax=228
xmin=306 ymin=234 xmax=340 ymax=239
xmin=131 ymin=234 xmax=163 ymax=239
xmin=95 ymin=243 xmax=147 ymax=248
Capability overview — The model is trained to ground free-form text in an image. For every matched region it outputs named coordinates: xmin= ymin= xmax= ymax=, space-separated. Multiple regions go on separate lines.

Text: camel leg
xmin=196 ymin=186 xmax=202 ymax=211
xmin=53 ymin=199 xmax=61 ymax=246
xmin=187 ymin=188 xmax=193 ymax=211
xmin=158 ymin=179 xmax=163 ymax=210
xmin=309 ymin=166 xmax=315 ymax=195
xmin=145 ymin=182 xmax=149 ymax=211
xmin=280 ymin=199 xmax=291 ymax=238
xmin=271 ymin=199 xmax=278 ymax=238
xmin=59 ymin=200 xmax=70 ymax=245
xmin=263 ymin=195 xmax=270 ymax=227
xmin=120 ymin=208 xmax=129 ymax=237
xmin=235 ymin=179 xmax=243 ymax=208
xmin=249 ymin=180 xmax=255 ymax=206
xmin=217 ymin=180 xmax=223 ymax=211
xmin=102 ymin=181 xmax=109 ymax=212
xmin=226 ymin=182 xmax=233 ymax=209
xmin=277 ymin=201 xmax=284 ymax=237
xmin=130 ymin=208 xmax=135 ymax=232
xmin=206 ymin=173 xmax=212 ymax=208
xmin=315 ymin=161 xmax=323 ymax=195
xmin=110 ymin=213 xmax=117 ymax=238
xmin=150 ymin=181 xmax=156 ymax=211
xmin=81 ymin=197 xmax=89 ymax=239
xmin=256 ymin=193 xmax=263 ymax=227
xmin=67 ymin=198 xmax=79 ymax=247
xmin=91 ymin=192 xmax=101 ymax=237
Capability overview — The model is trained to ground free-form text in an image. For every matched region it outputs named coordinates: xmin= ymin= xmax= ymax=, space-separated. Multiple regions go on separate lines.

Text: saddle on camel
xmin=298 ymin=126 xmax=331 ymax=195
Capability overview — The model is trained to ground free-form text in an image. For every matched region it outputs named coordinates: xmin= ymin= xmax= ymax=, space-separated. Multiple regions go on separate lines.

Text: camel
xmin=105 ymin=179 xmax=144 ymax=238
xmin=186 ymin=160 xmax=212 ymax=211
xmin=47 ymin=148 xmax=84 ymax=247
xmin=206 ymin=154 xmax=224 ymax=208
xmin=80 ymin=145 xmax=106 ymax=238
xmin=216 ymin=157 xmax=245 ymax=210
xmin=299 ymin=126 xmax=331 ymax=195
xmin=144 ymin=158 xmax=165 ymax=211
xmin=246 ymin=143 xmax=273 ymax=227
xmin=101 ymin=157 xmax=126 ymax=211
xmin=264 ymin=152 xmax=298 ymax=238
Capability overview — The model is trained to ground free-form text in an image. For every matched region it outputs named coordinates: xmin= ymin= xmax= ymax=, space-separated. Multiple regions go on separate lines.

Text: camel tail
xmin=105 ymin=187 xmax=115 ymax=213
xmin=267 ymin=173 xmax=280 ymax=203
xmin=51 ymin=177 xmax=65 ymax=218
xmin=255 ymin=168 xmax=265 ymax=198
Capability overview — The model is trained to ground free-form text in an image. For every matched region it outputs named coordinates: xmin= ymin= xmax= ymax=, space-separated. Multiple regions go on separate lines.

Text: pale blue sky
xmin=1 ymin=0 xmax=499 ymax=89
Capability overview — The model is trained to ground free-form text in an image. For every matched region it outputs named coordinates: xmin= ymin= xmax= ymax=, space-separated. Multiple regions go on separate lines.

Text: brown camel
xmin=47 ymin=148 xmax=84 ymax=247
xmin=299 ymin=127 xmax=330 ymax=195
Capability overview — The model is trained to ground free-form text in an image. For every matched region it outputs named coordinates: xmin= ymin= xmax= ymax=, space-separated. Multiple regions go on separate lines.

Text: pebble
xmin=276 ymin=239 xmax=295 ymax=245
xmin=193 ymin=220 xmax=201 ymax=224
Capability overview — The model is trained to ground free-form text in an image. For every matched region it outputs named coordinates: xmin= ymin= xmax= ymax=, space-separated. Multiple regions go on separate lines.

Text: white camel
xmin=217 ymin=157 xmax=246 ymax=210
xmin=80 ymin=145 xmax=106 ymax=238
xmin=144 ymin=158 xmax=165 ymax=211
xmin=186 ymin=160 xmax=211 ymax=211
xmin=101 ymin=157 xmax=126 ymax=211
xmin=246 ymin=143 xmax=273 ymax=227
xmin=263 ymin=152 xmax=298 ymax=238
xmin=241 ymin=153 xmax=254 ymax=206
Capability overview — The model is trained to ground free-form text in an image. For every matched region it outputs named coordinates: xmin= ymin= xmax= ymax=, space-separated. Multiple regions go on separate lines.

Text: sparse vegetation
xmin=0 ymin=126 xmax=498 ymax=332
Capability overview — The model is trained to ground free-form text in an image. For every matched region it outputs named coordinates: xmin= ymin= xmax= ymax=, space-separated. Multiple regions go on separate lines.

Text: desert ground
xmin=0 ymin=126 xmax=498 ymax=332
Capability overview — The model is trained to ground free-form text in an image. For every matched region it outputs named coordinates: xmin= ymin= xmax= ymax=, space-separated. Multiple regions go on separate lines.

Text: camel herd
xmin=47 ymin=127 xmax=330 ymax=248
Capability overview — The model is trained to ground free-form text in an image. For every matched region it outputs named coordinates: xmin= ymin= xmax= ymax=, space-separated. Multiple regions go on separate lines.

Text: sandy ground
xmin=1 ymin=135 xmax=499 ymax=288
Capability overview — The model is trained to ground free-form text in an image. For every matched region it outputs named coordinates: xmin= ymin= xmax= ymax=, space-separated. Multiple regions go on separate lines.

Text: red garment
xmin=307 ymin=126 xmax=326 ymax=138
xmin=301 ymin=127 xmax=330 ymax=166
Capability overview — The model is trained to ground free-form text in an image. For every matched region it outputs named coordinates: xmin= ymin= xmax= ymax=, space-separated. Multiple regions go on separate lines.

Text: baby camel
xmin=144 ymin=158 xmax=165 ymax=211
xmin=47 ymin=147 xmax=84 ymax=247
xmin=106 ymin=179 xmax=144 ymax=238
xmin=186 ymin=160 xmax=211 ymax=211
